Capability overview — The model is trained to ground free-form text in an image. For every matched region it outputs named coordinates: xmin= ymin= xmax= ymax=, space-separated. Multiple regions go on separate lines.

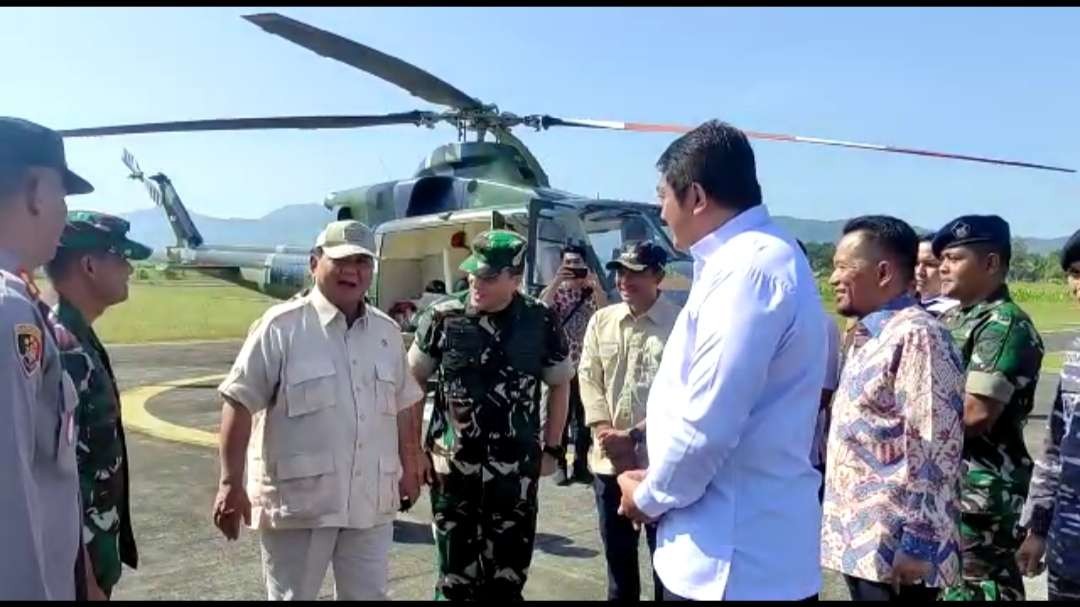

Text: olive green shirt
xmin=578 ymin=298 xmax=679 ymax=475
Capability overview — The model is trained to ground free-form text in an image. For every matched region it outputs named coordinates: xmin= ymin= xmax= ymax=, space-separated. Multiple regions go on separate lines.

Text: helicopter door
xmin=525 ymin=199 xmax=591 ymax=297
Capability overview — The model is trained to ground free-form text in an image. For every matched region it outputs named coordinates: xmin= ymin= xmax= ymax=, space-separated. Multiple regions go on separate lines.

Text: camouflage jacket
xmin=942 ymin=285 xmax=1044 ymax=517
xmin=411 ymin=292 xmax=570 ymax=473
xmin=56 ymin=299 xmax=137 ymax=590
xmin=1020 ymin=336 xmax=1080 ymax=578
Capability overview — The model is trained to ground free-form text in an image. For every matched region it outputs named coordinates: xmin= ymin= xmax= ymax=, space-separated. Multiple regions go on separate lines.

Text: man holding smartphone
xmin=541 ymin=244 xmax=608 ymax=485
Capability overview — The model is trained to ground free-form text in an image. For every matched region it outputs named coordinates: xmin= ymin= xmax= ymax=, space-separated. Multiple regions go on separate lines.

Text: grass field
xmin=69 ymin=270 xmax=1078 ymax=346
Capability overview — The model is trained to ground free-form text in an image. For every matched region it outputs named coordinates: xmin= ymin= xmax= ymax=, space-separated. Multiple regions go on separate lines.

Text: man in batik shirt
xmin=821 ymin=216 xmax=966 ymax=601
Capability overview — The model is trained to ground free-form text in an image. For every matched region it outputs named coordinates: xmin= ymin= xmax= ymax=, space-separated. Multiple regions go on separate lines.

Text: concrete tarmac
xmin=107 ymin=339 xmax=1053 ymax=600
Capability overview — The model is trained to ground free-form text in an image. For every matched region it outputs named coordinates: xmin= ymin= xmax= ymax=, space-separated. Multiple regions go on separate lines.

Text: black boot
xmin=571 ymin=459 xmax=593 ymax=485
xmin=553 ymin=460 xmax=571 ymax=486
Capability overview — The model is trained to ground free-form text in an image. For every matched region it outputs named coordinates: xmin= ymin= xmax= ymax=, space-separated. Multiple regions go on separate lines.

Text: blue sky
xmin=3 ymin=7 xmax=1077 ymax=237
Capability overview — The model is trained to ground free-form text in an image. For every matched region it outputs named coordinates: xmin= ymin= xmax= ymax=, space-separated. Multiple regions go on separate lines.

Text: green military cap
xmin=931 ymin=214 xmax=1011 ymax=258
xmin=59 ymin=210 xmax=152 ymax=260
xmin=459 ymin=229 xmax=527 ymax=278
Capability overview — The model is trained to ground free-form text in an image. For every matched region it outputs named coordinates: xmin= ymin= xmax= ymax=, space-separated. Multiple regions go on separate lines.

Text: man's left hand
xmin=887 ymin=550 xmax=933 ymax=594
xmin=399 ymin=451 xmax=424 ymax=504
xmin=616 ymin=469 xmax=654 ymax=526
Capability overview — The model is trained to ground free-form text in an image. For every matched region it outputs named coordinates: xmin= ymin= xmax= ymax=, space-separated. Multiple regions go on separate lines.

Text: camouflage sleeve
xmin=1020 ymin=377 xmax=1065 ymax=536
xmin=540 ymin=304 xmax=572 ymax=386
xmin=59 ymin=347 xmax=99 ymax=547
xmin=407 ymin=306 xmax=443 ymax=380
xmin=965 ymin=312 xmax=1043 ymax=404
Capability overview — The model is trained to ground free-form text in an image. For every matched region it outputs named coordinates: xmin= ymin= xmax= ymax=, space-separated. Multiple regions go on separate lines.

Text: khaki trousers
xmin=259 ymin=524 xmax=393 ymax=600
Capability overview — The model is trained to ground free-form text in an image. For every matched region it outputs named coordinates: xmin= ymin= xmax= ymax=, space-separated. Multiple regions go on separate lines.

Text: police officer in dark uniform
xmin=407 ymin=230 xmax=573 ymax=600
xmin=933 ymin=215 xmax=1045 ymax=601
xmin=0 ymin=117 xmax=95 ymax=599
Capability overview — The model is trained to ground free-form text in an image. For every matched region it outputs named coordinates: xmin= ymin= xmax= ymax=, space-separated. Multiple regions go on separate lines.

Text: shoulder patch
xmin=14 ymin=323 xmax=43 ymax=377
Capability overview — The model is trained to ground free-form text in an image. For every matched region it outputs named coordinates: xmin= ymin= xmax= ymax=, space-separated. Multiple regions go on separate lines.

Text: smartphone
xmin=569 ymin=267 xmax=588 ymax=279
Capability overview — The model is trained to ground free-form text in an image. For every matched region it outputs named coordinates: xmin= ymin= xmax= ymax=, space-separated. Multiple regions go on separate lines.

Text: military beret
xmin=1061 ymin=228 xmax=1080 ymax=271
xmin=59 ymin=210 xmax=152 ymax=260
xmin=931 ymin=214 xmax=1011 ymax=258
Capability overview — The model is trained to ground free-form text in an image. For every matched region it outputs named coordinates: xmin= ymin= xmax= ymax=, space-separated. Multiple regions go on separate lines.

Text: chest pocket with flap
xmin=374 ymin=360 xmax=399 ymax=416
xmin=284 ymin=361 xmax=337 ymax=418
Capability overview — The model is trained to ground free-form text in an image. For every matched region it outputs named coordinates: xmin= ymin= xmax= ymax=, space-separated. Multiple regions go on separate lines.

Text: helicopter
xmin=59 ymin=12 xmax=1074 ymax=313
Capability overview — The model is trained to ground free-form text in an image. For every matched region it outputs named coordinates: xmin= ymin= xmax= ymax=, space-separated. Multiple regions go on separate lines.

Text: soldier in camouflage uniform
xmin=407 ymin=230 xmax=573 ymax=600
xmin=1015 ymin=228 xmax=1080 ymax=600
xmin=45 ymin=211 xmax=151 ymax=597
xmin=933 ymin=215 xmax=1045 ymax=601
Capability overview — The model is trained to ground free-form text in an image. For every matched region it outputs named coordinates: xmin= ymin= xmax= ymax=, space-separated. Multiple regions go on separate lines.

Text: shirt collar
xmin=859 ymin=293 xmax=918 ymax=338
xmin=55 ymin=296 xmax=93 ymax=342
xmin=0 ymin=249 xmax=21 ymax=273
xmin=309 ymin=285 xmax=367 ymax=329
xmin=688 ymin=205 xmax=770 ymax=277
xmin=617 ymin=295 xmax=678 ymax=325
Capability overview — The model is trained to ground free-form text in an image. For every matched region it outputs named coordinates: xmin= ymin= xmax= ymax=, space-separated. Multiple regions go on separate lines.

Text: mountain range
xmin=120 ymin=204 xmax=1069 ymax=256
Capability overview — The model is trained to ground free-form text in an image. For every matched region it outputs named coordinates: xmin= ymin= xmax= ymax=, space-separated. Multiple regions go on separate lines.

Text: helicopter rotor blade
xmin=121 ymin=148 xmax=142 ymax=177
xmin=58 ymin=112 xmax=435 ymax=138
xmin=243 ymin=13 xmax=482 ymax=111
xmin=537 ymin=116 xmax=1075 ymax=174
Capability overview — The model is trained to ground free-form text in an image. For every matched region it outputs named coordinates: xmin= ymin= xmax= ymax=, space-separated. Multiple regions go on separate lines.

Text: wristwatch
xmin=542 ymin=444 xmax=565 ymax=460
xmin=629 ymin=427 xmax=645 ymax=445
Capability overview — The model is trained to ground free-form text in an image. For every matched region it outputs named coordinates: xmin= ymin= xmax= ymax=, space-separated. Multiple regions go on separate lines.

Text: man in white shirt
xmin=616 ymin=120 xmax=828 ymax=601
xmin=212 ymin=220 xmax=426 ymax=600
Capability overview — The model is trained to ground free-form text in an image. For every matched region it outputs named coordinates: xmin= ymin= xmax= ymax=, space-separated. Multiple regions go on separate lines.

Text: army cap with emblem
xmin=605 ymin=240 xmax=669 ymax=273
xmin=59 ymin=210 xmax=152 ymax=260
xmin=315 ymin=220 xmax=377 ymax=260
xmin=0 ymin=117 xmax=94 ymax=195
xmin=931 ymin=214 xmax=1011 ymax=258
xmin=459 ymin=230 xmax=527 ymax=278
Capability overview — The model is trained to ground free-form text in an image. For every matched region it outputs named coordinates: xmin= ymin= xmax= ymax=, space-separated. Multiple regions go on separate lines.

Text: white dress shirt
xmin=633 ymin=205 xmax=827 ymax=600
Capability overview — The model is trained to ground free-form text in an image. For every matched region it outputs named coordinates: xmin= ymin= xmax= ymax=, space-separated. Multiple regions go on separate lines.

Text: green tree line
xmin=801 ymin=240 xmax=1067 ymax=283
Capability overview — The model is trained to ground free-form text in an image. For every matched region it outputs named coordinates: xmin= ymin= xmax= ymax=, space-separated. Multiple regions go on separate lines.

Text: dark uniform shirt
xmin=410 ymin=291 xmax=571 ymax=470
xmin=55 ymin=298 xmax=137 ymax=592
xmin=942 ymin=285 xmax=1044 ymax=517
xmin=1021 ymin=335 xmax=1080 ymax=581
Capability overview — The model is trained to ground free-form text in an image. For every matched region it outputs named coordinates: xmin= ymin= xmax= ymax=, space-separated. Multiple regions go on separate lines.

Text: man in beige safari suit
xmin=578 ymin=240 xmax=679 ymax=601
xmin=212 ymin=220 xmax=426 ymax=600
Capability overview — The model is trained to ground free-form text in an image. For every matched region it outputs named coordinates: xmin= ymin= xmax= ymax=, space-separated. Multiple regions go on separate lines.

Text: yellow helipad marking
xmin=121 ymin=373 xmax=226 ymax=449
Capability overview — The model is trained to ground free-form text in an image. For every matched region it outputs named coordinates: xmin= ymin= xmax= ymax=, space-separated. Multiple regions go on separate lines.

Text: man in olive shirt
xmin=578 ymin=241 xmax=678 ymax=601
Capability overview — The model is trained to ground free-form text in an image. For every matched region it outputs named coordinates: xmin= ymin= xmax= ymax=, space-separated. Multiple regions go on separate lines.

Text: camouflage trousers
xmin=87 ymin=529 xmax=122 ymax=594
xmin=940 ymin=512 xmax=1025 ymax=601
xmin=430 ymin=458 xmax=540 ymax=601
xmin=1049 ymin=567 xmax=1080 ymax=601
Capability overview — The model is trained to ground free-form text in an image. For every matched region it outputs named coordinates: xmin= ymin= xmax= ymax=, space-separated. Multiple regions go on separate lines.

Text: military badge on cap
xmin=952 ymin=222 xmax=971 ymax=239
xmin=14 ymin=323 xmax=43 ymax=377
